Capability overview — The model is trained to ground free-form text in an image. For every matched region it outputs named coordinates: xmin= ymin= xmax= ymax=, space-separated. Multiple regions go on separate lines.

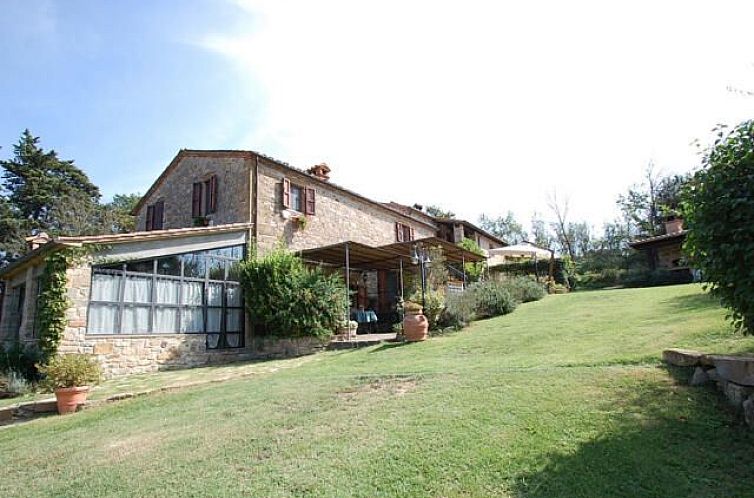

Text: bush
xmin=490 ymin=258 xmax=571 ymax=287
xmin=0 ymin=342 xmax=42 ymax=382
xmin=503 ymin=276 xmax=547 ymax=303
xmin=3 ymin=370 xmax=31 ymax=395
xmin=238 ymin=248 xmax=349 ymax=339
xmin=440 ymin=291 xmax=477 ymax=330
xmin=38 ymin=354 xmax=101 ymax=389
xmin=469 ymin=281 xmax=517 ymax=319
xmin=683 ymin=120 xmax=754 ymax=333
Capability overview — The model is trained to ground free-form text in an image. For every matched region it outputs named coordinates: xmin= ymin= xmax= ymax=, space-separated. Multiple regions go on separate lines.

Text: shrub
xmin=503 ymin=276 xmax=546 ymax=303
xmin=440 ymin=291 xmax=477 ymax=330
xmin=683 ymin=120 xmax=754 ymax=333
xmin=38 ymin=354 xmax=101 ymax=389
xmin=0 ymin=342 xmax=42 ymax=382
xmin=238 ymin=248 xmax=349 ymax=339
xmin=3 ymin=370 xmax=31 ymax=395
xmin=469 ymin=281 xmax=517 ymax=319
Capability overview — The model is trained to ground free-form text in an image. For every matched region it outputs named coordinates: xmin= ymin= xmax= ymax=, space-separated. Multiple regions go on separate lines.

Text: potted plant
xmin=402 ymin=301 xmax=428 ymax=342
xmin=38 ymin=354 xmax=101 ymax=414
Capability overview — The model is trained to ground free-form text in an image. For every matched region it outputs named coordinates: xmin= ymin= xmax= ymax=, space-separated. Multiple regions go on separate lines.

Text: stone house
xmin=629 ymin=218 xmax=689 ymax=271
xmin=0 ymin=149 xmax=498 ymax=378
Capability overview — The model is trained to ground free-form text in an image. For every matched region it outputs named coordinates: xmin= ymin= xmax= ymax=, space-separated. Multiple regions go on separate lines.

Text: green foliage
xmin=37 ymin=250 xmax=74 ymax=360
xmin=440 ymin=291 xmax=477 ymax=330
xmin=683 ymin=121 xmax=754 ymax=333
xmin=424 ymin=205 xmax=455 ymax=218
xmin=468 ymin=281 xmax=517 ymax=319
xmin=503 ymin=276 xmax=546 ymax=303
xmin=37 ymin=354 xmax=101 ymax=389
xmin=457 ymin=238 xmax=485 ymax=283
xmin=238 ymin=248 xmax=349 ymax=339
xmin=409 ymin=290 xmax=445 ymax=331
xmin=491 ymin=258 xmax=570 ymax=286
xmin=0 ymin=342 xmax=42 ymax=381
xmin=478 ymin=212 xmax=527 ymax=244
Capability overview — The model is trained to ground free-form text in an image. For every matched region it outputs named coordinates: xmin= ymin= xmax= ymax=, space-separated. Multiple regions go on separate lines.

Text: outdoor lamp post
xmin=411 ymin=244 xmax=431 ymax=310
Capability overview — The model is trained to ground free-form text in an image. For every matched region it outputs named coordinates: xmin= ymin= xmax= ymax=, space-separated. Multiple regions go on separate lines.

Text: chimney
xmin=25 ymin=232 xmax=51 ymax=251
xmin=664 ymin=217 xmax=684 ymax=235
xmin=306 ymin=163 xmax=331 ymax=181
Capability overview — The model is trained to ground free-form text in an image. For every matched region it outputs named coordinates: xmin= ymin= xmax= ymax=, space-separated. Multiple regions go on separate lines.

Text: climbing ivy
xmin=37 ymin=247 xmax=91 ymax=361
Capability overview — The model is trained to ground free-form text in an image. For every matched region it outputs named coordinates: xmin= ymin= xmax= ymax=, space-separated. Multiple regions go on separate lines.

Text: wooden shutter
xmin=304 ymin=187 xmax=316 ymax=215
xmin=282 ymin=178 xmax=291 ymax=208
xmin=192 ymin=183 xmax=202 ymax=217
xmin=409 ymin=226 xmax=415 ymax=241
xmin=208 ymin=175 xmax=218 ymax=214
xmin=154 ymin=201 xmax=164 ymax=230
xmin=146 ymin=205 xmax=155 ymax=231
xmin=396 ymin=222 xmax=404 ymax=242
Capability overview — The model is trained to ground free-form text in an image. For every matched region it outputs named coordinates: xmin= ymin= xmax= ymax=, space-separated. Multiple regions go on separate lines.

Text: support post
xmin=344 ymin=242 xmax=350 ymax=335
xmin=461 ymin=254 xmax=466 ymax=290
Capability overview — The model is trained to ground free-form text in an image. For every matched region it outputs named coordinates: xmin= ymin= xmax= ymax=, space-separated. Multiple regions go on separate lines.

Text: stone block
xmin=689 ymin=367 xmax=711 ymax=386
xmin=707 ymin=367 xmax=720 ymax=382
xmin=93 ymin=342 xmax=114 ymax=355
xmin=707 ymin=355 xmax=754 ymax=387
xmin=0 ymin=408 xmax=13 ymax=422
xmin=722 ymin=381 xmax=754 ymax=408
xmin=744 ymin=397 xmax=754 ymax=429
xmin=662 ymin=348 xmax=704 ymax=367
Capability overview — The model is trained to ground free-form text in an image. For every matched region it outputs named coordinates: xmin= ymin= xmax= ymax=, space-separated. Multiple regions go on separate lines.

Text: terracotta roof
xmin=132 ymin=149 xmax=437 ymax=230
xmin=629 ymin=230 xmax=688 ymax=248
xmin=0 ymin=223 xmax=253 ymax=279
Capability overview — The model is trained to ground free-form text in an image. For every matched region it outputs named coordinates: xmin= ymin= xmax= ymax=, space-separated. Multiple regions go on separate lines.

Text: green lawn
xmin=2 ymin=284 xmax=753 ymax=497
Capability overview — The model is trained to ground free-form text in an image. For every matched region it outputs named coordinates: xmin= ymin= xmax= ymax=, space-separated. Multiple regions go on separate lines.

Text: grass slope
xmin=2 ymin=284 xmax=753 ymax=497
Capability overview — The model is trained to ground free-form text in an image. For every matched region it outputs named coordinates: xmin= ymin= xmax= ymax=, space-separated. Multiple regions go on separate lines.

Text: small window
xmin=395 ymin=222 xmax=414 ymax=242
xmin=146 ymin=201 xmax=164 ymax=231
xmin=192 ymin=176 xmax=218 ymax=218
xmin=282 ymin=177 xmax=315 ymax=215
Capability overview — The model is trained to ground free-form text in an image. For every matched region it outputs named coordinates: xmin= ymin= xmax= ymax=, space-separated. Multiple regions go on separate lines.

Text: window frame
xmin=281 ymin=177 xmax=315 ymax=215
xmin=86 ymin=245 xmax=245 ymax=349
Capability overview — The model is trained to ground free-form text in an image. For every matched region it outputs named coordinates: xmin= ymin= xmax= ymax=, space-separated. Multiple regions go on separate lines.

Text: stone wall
xmin=135 ymin=154 xmax=251 ymax=231
xmin=656 ymin=242 xmax=684 ymax=269
xmin=58 ymin=262 xmax=326 ymax=379
xmin=255 ymin=159 xmax=437 ymax=253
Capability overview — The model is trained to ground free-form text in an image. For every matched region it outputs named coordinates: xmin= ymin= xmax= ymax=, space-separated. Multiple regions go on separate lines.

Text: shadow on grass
xmin=662 ymin=291 xmax=719 ymax=312
xmin=510 ymin=368 xmax=753 ymax=498
xmin=368 ymin=342 xmax=411 ymax=354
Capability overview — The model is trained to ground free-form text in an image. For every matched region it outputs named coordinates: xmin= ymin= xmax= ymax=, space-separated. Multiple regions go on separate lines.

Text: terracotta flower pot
xmin=54 ymin=386 xmax=90 ymax=414
xmin=403 ymin=310 xmax=428 ymax=342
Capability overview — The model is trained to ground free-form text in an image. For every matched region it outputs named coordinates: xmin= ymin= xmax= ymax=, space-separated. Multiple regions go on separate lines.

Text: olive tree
xmin=683 ymin=121 xmax=754 ymax=333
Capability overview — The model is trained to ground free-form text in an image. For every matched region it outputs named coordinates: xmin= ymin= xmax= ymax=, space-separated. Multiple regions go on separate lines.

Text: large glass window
xmin=86 ymin=245 xmax=245 ymax=349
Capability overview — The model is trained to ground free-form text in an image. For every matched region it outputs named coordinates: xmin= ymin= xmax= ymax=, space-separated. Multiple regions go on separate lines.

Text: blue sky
xmin=0 ymin=0 xmax=261 ymax=199
xmin=3 ymin=0 xmax=754 ymax=230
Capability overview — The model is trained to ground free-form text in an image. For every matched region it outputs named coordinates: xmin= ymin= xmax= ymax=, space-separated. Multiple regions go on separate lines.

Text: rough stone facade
xmin=135 ymin=153 xmax=251 ymax=231
xmin=255 ymin=159 xmax=436 ymax=253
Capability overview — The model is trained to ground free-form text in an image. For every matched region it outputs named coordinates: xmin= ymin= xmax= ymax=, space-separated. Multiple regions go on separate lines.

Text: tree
xmin=547 ymin=191 xmax=576 ymax=261
xmin=530 ymin=212 xmax=554 ymax=249
xmin=683 ymin=120 xmax=754 ymax=334
xmin=478 ymin=212 xmax=528 ymax=244
xmin=1 ymin=129 xmax=100 ymax=232
xmin=101 ymin=193 xmax=141 ymax=233
xmin=458 ymin=237 xmax=485 ymax=283
xmin=424 ymin=205 xmax=455 ymax=218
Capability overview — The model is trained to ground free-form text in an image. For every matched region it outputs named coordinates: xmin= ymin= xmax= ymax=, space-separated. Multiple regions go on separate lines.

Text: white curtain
xmin=207 ymin=308 xmax=222 ymax=332
xmin=182 ymin=282 xmax=203 ymax=306
xmin=226 ymin=309 xmax=242 ymax=332
xmin=121 ymin=305 xmax=150 ymax=334
xmin=88 ymin=303 xmax=118 ymax=334
xmin=207 ymin=283 xmax=223 ymax=306
xmin=124 ymin=276 xmax=152 ymax=303
xmin=156 ymin=278 xmax=180 ymax=304
xmin=154 ymin=308 xmax=178 ymax=333
xmin=207 ymin=334 xmax=220 ymax=349
xmin=226 ymin=285 xmax=242 ymax=307
xmin=226 ymin=333 xmax=240 ymax=347
xmin=91 ymin=273 xmax=120 ymax=301
xmin=181 ymin=308 xmax=204 ymax=333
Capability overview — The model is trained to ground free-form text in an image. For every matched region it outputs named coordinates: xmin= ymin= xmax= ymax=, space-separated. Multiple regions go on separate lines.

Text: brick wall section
xmin=135 ymin=155 xmax=251 ymax=231
xmin=255 ymin=160 xmax=436 ymax=253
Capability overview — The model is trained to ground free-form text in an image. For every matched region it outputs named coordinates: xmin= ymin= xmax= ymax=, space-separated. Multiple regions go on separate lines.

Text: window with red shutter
xmin=146 ymin=205 xmax=155 ymax=231
xmin=282 ymin=178 xmax=291 ymax=209
xmin=192 ymin=183 xmax=202 ymax=218
xmin=304 ymin=187 xmax=316 ymax=215
xmin=153 ymin=201 xmax=164 ymax=230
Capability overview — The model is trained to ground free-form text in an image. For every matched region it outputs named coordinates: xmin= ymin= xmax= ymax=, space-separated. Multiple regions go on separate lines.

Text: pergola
xmin=297 ymin=237 xmax=485 ymax=330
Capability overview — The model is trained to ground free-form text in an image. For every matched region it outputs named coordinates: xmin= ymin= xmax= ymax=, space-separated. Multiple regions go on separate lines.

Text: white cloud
xmin=196 ymin=0 xmax=754 ymax=231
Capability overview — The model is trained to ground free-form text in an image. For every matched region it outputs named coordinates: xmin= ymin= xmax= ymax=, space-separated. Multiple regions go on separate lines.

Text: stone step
xmin=705 ymin=355 xmax=754 ymax=387
xmin=662 ymin=348 xmax=704 ymax=367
